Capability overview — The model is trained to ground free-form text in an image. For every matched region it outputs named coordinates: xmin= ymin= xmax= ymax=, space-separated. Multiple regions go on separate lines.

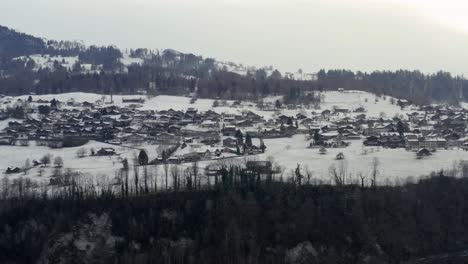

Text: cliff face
xmin=38 ymin=213 xmax=120 ymax=264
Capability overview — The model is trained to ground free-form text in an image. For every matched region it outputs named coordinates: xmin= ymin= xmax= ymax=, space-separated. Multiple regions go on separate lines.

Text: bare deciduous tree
xmin=76 ymin=148 xmax=86 ymax=158
xmin=54 ymin=156 xmax=64 ymax=168
xmin=171 ymin=165 xmax=180 ymax=191
xmin=371 ymin=157 xmax=380 ymax=187
xmin=192 ymin=161 xmax=199 ymax=190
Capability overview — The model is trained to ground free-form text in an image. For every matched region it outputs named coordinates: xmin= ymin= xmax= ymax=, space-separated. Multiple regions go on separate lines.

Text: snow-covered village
xmin=2 ymin=88 xmax=468 ymax=190
xmin=6 ymin=3 xmax=468 ymax=262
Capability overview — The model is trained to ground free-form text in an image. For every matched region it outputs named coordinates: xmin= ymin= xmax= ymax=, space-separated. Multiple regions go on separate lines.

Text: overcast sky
xmin=3 ymin=0 xmax=468 ymax=75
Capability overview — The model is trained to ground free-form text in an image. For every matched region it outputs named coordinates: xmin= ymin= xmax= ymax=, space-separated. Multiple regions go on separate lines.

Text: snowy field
xmin=9 ymin=89 xmax=419 ymax=120
xmin=0 ymin=141 xmax=147 ymax=183
xmin=13 ymin=54 xmax=79 ymax=71
xmin=319 ymin=90 xmax=418 ymax=118
xmin=254 ymin=135 xmax=466 ymax=184
xmin=1 ymin=135 xmax=466 ymax=186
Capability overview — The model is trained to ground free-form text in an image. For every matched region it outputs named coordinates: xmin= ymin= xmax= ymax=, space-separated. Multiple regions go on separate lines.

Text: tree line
xmin=1 ymin=158 xmax=468 ymax=263
xmin=4 ymin=25 xmax=468 ymax=105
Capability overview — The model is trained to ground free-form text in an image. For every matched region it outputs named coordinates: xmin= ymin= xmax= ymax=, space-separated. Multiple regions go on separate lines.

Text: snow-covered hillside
xmin=9 ymin=89 xmax=418 ymax=120
xmin=119 ymin=52 xmax=144 ymax=67
xmin=14 ymin=54 xmax=79 ymax=71
xmin=254 ymin=135 xmax=465 ymax=184
xmin=319 ymin=90 xmax=418 ymax=118
xmin=0 ymin=90 xmax=450 ymax=187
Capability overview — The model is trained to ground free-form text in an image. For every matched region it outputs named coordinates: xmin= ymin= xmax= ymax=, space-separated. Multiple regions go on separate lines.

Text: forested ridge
xmin=0 ymin=25 xmax=468 ymax=104
xmin=1 ymin=172 xmax=468 ymax=264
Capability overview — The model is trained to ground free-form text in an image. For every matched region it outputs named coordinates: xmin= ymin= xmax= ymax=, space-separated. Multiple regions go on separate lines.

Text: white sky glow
xmin=2 ymin=0 xmax=468 ymax=75
xmin=372 ymin=0 xmax=468 ymax=33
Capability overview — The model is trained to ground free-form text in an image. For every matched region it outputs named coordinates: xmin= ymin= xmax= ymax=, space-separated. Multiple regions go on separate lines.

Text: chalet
xmin=0 ymin=134 xmax=14 ymax=145
xmin=321 ymin=110 xmax=331 ymax=118
xmin=180 ymin=117 xmax=194 ymax=125
xmin=379 ymin=132 xmax=404 ymax=148
xmin=416 ymin=148 xmax=431 ymax=158
xmin=296 ymin=113 xmax=307 ymax=120
xmin=342 ymin=130 xmax=361 ymax=140
xmin=97 ymin=148 xmax=116 ymax=156
xmin=354 ymin=107 xmax=366 ymax=113
xmin=48 ymin=137 xmax=64 ymax=148
xmin=365 ymin=123 xmax=394 ymax=136
xmin=244 ymin=111 xmax=263 ymax=122
xmin=32 ymin=160 xmax=43 ymax=167
xmin=199 ymin=131 xmax=220 ymax=145
xmin=82 ymin=101 xmax=94 ymax=108
xmin=334 ymin=108 xmax=350 ymax=114
xmin=169 ymin=116 xmax=181 ymax=124
xmin=223 ymin=137 xmax=238 ymax=148
xmin=320 ymin=131 xmax=339 ymax=140
xmin=277 ymin=115 xmax=290 ymax=124
xmin=122 ymin=98 xmax=145 ymax=104
xmin=167 ymin=157 xmax=181 ymax=164
xmin=158 ymin=115 xmax=170 ymax=123
xmin=15 ymin=134 xmax=29 ymax=146
xmin=356 ymin=114 xmax=367 ymax=121
xmin=236 ymin=120 xmax=254 ymax=127
xmin=281 ymin=125 xmax=298 ymax=136
xmin=179 ymin=151 xmax=201 ymax=163
xmin=223 ymin=116 xmax=236 ymax=124
xmin=364 ymin=136 xmax=380 ymax=146
xmin=444 ymin=132 xmax=461 ymax=142
xmin=336 ymin=152 xmax=345 ymax=160
xmin=123 ymin=133 xmax=146 ymax=144
xmin=223 ymin=125 xmax=237 ymax=136
xmin=247 ymin=145 xmax=263 ymax=155
xmin=167 ymin=125 xmax=181 ymax=134
xmin=300 ymin=118 xmax=314 ymax=127
xmin=156 ymin=132 xmax=180 ymax=145
xmin=262 ymin=129 xmax=283 ymax=138
xmin=186 ymin=108 xmax=198 ymax=115
xmin=204 ymin=110 xmax=221 ymax=119
xmin=443 ymin=114 xmax=467 ymax=128
xmin=200 ymin=120 xmax=219 ymax=129
xmin=397 ymin=99 xmax=410 ymax=108
xmin=6 ymin=167 xmax=21 ymax=174
xmin=408 ymin=138 xmax=447 ymax=150
xmin=419 ymin=105 xmax=435 ymax=112
xmin=36 ymin=99 xmax=50 ymax=104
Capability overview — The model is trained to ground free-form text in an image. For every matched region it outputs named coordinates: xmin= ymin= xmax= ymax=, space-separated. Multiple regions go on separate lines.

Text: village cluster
xmin=0 ymin=91 xmax=467 ymax=176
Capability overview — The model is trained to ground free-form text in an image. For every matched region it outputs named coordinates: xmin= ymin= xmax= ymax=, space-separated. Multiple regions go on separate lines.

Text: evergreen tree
xmin=259 ymin=138 xmax=266 ymax=153
xmin=397 ymin=121 xmax=405 ymax=135
xmin=235 ymin=129 xmax=243 ymax=144
xmin=50 ymin=98 xmax=58 ymax=109
xmin=138 ymin=150 xmax=149 ymax=165
xmin=314 ymin=130 xmax=321 ymax=143
xmin=295 ymin=164 xmax=303 ymax=185
xmin=245 ymin=133 xmax=252 ymax=147
xmin=275 ymin=100 xmax=282 ymax=109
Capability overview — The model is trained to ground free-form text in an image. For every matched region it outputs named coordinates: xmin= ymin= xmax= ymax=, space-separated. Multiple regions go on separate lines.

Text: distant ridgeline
xmin=0 ymin=25 xmax=467 ymax=105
